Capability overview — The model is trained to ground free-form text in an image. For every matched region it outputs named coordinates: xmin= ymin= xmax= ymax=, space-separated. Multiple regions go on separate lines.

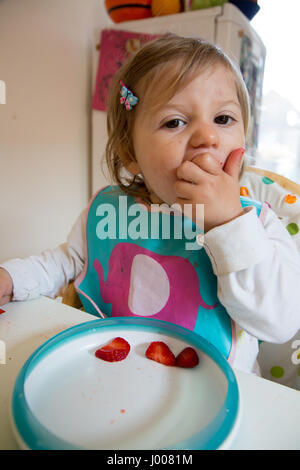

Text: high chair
xmin=62 ymin=280 xmax=83 ymax=309
xmin=240 ymin=166 xmax=300 ymax=390
xmin=61 ymin=166 xmax=300 ymax=389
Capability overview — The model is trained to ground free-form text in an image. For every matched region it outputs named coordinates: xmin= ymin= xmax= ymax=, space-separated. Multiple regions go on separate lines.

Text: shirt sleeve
xmin=0 ymin=208 xmax=87 ymax=301
xmin=203 ymin=206 xmax=300 ymax=344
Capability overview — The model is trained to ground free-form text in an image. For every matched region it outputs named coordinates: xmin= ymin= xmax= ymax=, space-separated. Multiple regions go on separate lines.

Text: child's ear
xmin=125 ymin=160 xmax=141 ymax=175
xmin=121 ymin=152 xmax=141 ymax=176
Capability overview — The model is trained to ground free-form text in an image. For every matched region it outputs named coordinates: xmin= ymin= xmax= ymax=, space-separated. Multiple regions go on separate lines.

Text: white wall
xmin=0 ymin=0 xmax=112 ymax=261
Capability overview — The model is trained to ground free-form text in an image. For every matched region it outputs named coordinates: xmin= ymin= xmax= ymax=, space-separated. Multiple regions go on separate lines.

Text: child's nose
xmin=189 ymin=123 xmax=218 ymax=149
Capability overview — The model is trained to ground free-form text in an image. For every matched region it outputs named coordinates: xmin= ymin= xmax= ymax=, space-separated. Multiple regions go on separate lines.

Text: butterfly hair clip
xmin=120 ymin=81 xmax=138 ymax=111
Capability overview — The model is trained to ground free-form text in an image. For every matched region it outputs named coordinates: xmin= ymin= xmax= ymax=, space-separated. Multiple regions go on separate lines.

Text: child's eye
xmin=214 ymin=115 xmax=234 ymax=125
xmin=164 ymin=119 xmax=186 ymax=129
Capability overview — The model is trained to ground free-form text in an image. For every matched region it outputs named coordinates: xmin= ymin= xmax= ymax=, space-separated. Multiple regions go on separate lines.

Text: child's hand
xmin=0 ymin=268 xmax=13 ymax=305
xmin=174 ymin=148 xmax=245 ymax=232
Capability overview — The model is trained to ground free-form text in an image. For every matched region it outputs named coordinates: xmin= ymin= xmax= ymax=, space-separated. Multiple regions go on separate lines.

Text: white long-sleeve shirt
xmin=1 ymin=202 xmax=300 ymax=375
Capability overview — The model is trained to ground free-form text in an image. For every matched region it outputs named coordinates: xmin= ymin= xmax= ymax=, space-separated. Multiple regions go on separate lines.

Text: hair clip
xmin=120 ymin=81 xmax=138 ymax=110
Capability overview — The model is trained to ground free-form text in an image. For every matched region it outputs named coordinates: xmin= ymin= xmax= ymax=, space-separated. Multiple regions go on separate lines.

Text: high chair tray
xmin=11 ymin=317 xmax=241 ymax=450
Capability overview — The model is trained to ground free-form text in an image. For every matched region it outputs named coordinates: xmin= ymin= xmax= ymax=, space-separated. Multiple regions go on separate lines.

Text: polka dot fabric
xmin=240 ymin=169 xmax=300 ymax=251
xmin=239 ymin=168 xmax=300 ymax=390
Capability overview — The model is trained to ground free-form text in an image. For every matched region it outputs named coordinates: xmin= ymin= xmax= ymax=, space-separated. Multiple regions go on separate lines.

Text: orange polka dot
xmin=285 ymin=194 xmax=297 ymax=204
xmin=240 ymin=186 xmax=249 ymax=196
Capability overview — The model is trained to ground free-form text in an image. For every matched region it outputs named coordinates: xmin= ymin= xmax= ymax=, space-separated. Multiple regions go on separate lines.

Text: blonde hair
xmin=105 ymin=32 xmax=250 ymax=200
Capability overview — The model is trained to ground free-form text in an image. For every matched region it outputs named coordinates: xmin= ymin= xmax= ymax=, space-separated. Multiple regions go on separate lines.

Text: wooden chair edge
xmin=245 ymin=166 xmax=300 ymax=196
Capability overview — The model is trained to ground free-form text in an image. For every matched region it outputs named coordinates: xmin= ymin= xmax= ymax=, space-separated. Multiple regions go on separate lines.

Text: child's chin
xmin=147 ymin=190 xmax=168 ymax=205
xmin=148 ymin=193 xmax=165 ymax=205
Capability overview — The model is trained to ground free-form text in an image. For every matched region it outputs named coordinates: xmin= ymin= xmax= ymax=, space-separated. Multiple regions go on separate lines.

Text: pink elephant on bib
xmin=93 ymin=243 xmax=217 ymax=331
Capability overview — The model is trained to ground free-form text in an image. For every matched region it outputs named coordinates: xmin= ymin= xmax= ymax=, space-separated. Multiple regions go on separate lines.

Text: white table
xmin=0 ymin=297 xmax=299 ymax=450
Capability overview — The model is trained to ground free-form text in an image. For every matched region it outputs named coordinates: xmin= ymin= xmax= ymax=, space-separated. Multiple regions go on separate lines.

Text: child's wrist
xmin=204 ymin=208 xmax=245 ymax=233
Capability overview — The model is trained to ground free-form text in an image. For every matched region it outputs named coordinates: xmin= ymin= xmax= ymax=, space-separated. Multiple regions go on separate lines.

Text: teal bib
xmin=75 ymin=186 xmax=261 ymax=359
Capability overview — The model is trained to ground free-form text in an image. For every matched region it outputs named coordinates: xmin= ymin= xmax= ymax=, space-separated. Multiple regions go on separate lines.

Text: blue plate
xmin=11 ymin=317 xmax=240 ymax=450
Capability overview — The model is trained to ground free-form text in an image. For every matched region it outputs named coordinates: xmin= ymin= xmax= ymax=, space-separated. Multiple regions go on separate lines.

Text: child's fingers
xmin=0 ymin=295 xmax=11 ymax=306
xmin=176 ymin=154 xmax=220 ymax=183
xmin=0 ymin=268 xmax=13 ymax=303
xmin=176 ymin=160 xmax=204 ymax=184
xmin=223 ymin=148 xmax=245 ymax=178
xmin=174 ymin=179 xmax=195 ymax=200
xmin=191 ymin=153 xmax=222 ymax=175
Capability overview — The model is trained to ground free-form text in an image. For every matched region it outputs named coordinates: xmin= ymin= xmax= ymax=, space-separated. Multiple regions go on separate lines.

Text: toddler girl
xmin=0 ymin=33 xmax=299 ymax=375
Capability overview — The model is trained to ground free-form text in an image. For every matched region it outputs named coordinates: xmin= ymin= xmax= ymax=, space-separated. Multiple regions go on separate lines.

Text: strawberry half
xmin=145 ymin=341 xmax=175 ymax=366
xmin=95 ymin=337 xmax=130 ymax=362
xmin=175 ymin=347 xmax=199 ymax=368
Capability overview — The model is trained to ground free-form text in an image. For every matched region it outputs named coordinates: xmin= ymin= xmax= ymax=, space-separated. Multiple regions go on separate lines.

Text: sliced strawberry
xmin=145 ymin=341 xmax=175 ymax=366
xmin=175 ymin=347 xmax=199 ymax=368
xmin=95 ymin=337 xmax=130 ymax=362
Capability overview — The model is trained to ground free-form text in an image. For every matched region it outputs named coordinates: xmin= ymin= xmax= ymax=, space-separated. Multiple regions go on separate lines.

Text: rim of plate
xmin=11 ymin=317 xmax=240 ymax=450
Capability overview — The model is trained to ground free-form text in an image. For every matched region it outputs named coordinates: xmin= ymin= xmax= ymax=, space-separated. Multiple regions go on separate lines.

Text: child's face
xmin=129 ymin=64 xmax=245 ymax=205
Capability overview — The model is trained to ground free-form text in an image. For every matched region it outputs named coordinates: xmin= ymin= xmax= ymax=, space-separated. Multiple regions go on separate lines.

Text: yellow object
xmin=62 ymin=282 xmax=83 ymax=309
xmin=151 ymin=0 xmax=181 ymax=16
xmin=240 ymin=186 xmax=249 ymax=197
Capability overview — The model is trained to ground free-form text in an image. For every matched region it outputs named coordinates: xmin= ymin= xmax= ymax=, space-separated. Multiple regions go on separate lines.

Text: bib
xmin=75 ymin=186 xmax=261 ymax=360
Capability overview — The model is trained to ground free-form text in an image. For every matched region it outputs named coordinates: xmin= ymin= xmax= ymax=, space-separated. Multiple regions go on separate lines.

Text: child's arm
xmin=175 ymin=148 xmax=300 ymax=342
xmin=0 ymin=208 xmax=87 ymax=303
xmin=204 ymin=205 xmax=300 ymax=344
